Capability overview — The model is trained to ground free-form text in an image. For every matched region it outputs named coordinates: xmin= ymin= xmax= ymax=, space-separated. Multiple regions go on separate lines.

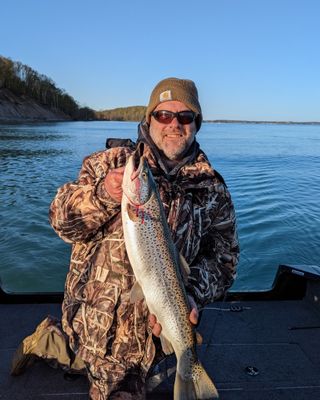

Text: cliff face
xmin=0 ymin=88 xmax=71 ymax=122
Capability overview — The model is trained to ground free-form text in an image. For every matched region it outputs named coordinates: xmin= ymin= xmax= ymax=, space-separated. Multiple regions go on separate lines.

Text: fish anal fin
xmin=130 ymin=281 xmax=144 ymax=303
xmin=179 ymin=253 xmax=190 ymax=285
xmin=160 ymin=334 xmax=174 ymax=355
xmin=196 ymin=331 xmax=203 ymax=345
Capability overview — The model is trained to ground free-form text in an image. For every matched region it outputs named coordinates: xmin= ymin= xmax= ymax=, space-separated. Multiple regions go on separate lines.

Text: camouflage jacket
xmin=49 ymin=134 xmax=239 ymax=394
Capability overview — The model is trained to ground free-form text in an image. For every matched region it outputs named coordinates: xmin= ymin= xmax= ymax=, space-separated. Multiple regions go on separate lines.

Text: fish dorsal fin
xmin=179 ymin=253 xmax=190 ymax=285
xmin=130 ymin=281 xmax=144 ymax=303
xmin=160 ymin=334 xmax=174 ymax=355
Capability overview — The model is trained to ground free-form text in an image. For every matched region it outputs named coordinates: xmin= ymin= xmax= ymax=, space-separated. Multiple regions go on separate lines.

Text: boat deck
xmin=1 ymin=264 xmax=320 ymax=399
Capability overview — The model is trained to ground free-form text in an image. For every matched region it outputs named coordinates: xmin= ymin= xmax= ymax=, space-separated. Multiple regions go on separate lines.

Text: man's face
xmin=149 ymin=101 xmax=197 ymax=161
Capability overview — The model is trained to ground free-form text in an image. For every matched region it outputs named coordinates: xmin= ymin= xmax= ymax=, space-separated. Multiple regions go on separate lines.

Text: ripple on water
xmin=0 ymin=149 xmax=71 ymax=158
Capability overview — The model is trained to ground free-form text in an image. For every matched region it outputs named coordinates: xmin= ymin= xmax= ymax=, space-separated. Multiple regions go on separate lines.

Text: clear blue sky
xmin=1 ymin=0 xmax=319 ymax=121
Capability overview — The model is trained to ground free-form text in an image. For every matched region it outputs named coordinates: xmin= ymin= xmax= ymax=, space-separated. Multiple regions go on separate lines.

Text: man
xmin=12 ymin=78 xmax=239 ymax=399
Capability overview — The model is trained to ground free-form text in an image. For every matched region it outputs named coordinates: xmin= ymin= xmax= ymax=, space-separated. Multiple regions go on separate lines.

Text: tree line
xmin=0 ymin=55 xmax=147 ymax=121
xmin=96 ymin=106 xmax=146 ymax=121
xmin=0 ymin=55 xmax=95 ymax=120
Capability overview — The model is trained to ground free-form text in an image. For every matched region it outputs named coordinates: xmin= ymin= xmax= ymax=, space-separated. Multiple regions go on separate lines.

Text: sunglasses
xmin=151 ymin=110 xmax=196 ymax=125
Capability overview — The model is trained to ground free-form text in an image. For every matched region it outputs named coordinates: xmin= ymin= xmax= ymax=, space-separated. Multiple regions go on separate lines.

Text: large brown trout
xmin=121 ymin=144 xmax=219 ymax=399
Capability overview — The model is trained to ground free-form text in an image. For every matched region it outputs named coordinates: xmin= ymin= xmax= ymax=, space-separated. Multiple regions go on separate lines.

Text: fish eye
xmin=142 ymin=172 xmax=147 ymax=179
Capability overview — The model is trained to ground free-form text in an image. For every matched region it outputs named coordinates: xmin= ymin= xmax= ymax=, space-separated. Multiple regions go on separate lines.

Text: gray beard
xmin=162 ymin=145 xmax=188 ymax=161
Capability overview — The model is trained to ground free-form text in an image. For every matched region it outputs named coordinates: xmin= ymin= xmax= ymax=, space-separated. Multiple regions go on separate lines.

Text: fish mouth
xmin=130 ymin=142 xmax=145 ymax=181
xmin=123 ymin=141 xmax=155 ymax=207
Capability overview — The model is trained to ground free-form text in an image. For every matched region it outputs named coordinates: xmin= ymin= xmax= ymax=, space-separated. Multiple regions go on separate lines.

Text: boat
xmin=1 ymin=263 xmax=320 ymax=399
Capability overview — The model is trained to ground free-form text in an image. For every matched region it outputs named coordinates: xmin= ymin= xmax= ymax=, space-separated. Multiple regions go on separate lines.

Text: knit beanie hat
xmin=145 ymin=77 xmax=202 ymax=131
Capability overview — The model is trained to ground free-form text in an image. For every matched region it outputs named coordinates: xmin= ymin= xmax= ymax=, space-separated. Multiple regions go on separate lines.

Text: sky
xmin=1 ymin=0 xmax=320 ymax=121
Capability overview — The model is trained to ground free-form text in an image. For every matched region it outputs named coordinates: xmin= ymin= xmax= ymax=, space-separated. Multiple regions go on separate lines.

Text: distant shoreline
xmin=204 ymin=120 xmax=320 ymax=125
xmin=1 ymin=118 xmax=320 ymax=126
xmin=1 ymin=83 xmax=319 ymax=126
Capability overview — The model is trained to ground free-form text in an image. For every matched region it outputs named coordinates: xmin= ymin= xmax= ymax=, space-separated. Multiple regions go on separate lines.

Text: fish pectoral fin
xmin=160 ymin=334 xmax=174 ymax=355
xmin=130 ymin=281 xmax=145 ymax=303
xmin=179 ymin=253 xmax=191 ymax=285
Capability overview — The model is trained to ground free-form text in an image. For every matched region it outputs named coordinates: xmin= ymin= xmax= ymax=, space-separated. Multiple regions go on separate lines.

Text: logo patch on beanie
xmin=159 ymin=90 xmax=172 ymax=102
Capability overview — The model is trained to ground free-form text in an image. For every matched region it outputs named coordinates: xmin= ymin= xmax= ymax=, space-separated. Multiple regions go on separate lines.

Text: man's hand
xmin=149 ymin=295 xmax=198 ymax=337
xmin=188 ymin=295 xmax=199 ymax=325
xmin=104 ymin=167 xmax=125 ymax=203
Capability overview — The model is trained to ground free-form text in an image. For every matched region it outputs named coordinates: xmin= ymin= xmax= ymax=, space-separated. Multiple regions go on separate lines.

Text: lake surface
xmin=0 ymin=121 xmax=319 ymax=293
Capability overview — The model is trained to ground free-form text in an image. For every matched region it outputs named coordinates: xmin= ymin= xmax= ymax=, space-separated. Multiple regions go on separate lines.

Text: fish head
xmin=122 ymin=143 xmax=156 ymax=206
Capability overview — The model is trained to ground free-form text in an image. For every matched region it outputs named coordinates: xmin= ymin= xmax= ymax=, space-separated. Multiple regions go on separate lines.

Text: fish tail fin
xmin=174 ymin=360 xmax=219 ymax=400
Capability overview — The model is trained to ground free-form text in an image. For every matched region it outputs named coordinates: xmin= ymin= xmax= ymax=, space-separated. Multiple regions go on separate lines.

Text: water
xmin=0 ymin=121 xmax=319 ymax=293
